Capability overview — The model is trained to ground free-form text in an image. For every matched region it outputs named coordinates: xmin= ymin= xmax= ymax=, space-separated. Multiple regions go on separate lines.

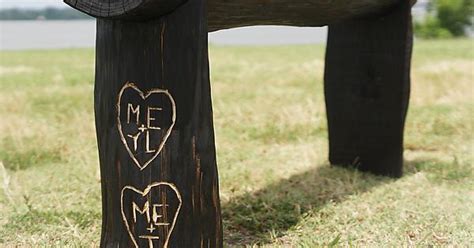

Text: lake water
xmin=0 ymin=20 xmax=327 ymax=50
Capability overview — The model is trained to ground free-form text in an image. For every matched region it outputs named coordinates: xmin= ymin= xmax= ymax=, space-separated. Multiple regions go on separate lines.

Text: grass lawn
xmin=0 ymin=39 xmax=473 ymax=246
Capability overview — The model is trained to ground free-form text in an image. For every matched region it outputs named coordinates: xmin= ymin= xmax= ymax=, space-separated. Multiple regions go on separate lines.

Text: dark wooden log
xmin=208 ymin=0 xmax=400 ymax=31
xmin=64 ymin=0 xmax=187 ymax=19
xmin=66 ymin=0 xmax=403 ymax=31
xmin=93 ymin=0 xmax=222 ymax=246
xmin=324 ymin=1 xmax=413 ymax=177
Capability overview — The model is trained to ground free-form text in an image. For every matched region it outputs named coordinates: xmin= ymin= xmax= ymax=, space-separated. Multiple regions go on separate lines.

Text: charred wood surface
xmin=65 ymin=0 xmax=402 ymax=31
xmin=207 ymin=0 xmax=400 ymax=31
xmin=94 ymin=0 xmax=223 ymax=246
xmin=324 ymin=1 xmax=413 ymax=177
xmin=64 ymin=0 xmax=187 ymax=19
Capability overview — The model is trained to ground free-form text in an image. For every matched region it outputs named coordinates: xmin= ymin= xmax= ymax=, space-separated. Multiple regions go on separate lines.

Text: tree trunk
xmin=94 ymin=0 xmax=223 ymax=246
xmin=324 ymin=1 xmax=413 ymax=177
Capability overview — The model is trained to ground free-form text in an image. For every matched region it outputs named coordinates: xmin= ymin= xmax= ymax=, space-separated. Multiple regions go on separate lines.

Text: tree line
xmin=415 ymin=0 xmax=473 ymax=38
xmin=0 ymin=8 xmax=92 ymax=20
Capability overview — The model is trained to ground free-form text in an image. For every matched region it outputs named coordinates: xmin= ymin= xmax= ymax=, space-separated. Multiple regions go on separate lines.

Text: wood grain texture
xmin=64 ymin=0 xmax=187 ymax=19
xmin=207 ymin=0 xmax=400 ymax=31
xmin=65 ymin=0 xmax=403 ymax=31
xmin=324 ymin=1 xmax=413 ymax=177
xmin=94 ymin=0 xmax=223 ymax=246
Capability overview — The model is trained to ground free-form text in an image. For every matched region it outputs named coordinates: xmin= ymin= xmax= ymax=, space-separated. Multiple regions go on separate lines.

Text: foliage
xmin=436 ymin=0 xmax=474 ymax=36
xmin=415 ymin=16 xmax=453 ymax=39
xmin=415 ymin=0 xmax=474 ymax=38
xmin=0 ymin=8 xmax=91 ymax=20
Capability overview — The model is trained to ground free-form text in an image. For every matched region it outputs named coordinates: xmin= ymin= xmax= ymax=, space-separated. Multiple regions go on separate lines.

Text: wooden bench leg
xmin=324 ymin=2 xmax=413 ymax=178
xmin=93 ymin=0 xmax=223 ymax=246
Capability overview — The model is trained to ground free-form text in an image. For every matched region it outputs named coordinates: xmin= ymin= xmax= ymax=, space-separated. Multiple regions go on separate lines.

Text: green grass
xmin=0 ymin=39 xmax=473 ymax=246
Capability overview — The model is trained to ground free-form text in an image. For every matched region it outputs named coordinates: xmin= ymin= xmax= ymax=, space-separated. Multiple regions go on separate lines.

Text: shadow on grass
xmin=221 ymin=163 xmax=400 ymax=246
xmin=222 ymin=156 xmax=468 ymax=246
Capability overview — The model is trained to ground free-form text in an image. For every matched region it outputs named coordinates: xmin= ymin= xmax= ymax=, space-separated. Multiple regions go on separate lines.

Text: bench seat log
xmin=65 ymin=0 xmax=401 ymax=31
xmin=64 ymin=0 xmax=187 ymax=19
xmin=207 ymin=0 xmax=400 ymax=31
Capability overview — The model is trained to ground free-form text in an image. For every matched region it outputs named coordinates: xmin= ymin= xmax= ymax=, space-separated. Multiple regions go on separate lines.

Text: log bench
xmin=64 ymin=0 xmax=415 ymax=247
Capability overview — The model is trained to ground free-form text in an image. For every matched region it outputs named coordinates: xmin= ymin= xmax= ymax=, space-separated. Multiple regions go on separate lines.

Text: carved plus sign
xmin=147 ymin=223 xmax=156 ymax=233
xmin=138 ymin=124 xmax=147 ymax=133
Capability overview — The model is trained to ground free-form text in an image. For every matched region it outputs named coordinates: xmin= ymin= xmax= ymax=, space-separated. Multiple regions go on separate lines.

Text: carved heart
xmin=121 ymin=182 xmax=182 ymax=248
xmin=117 ymin=82 xmax=176 ymax=170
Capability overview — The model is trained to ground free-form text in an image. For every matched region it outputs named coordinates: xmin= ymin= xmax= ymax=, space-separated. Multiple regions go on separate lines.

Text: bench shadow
xmin=222 ymin=159 xmax=429 ymax=246
xmin=221 ymin=163 xmax=390 ymax=246
xmin=222 ymin=160 xmax=452 ymax=247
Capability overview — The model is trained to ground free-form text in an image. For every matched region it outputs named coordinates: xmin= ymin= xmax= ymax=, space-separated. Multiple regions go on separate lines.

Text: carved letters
xmin=117 ymin=82 xmax=176 ymax=170
xmin=121 ymin=182 xmax=182 ymax=248
xmin=117 ymin=82 xmax=181 ymax=247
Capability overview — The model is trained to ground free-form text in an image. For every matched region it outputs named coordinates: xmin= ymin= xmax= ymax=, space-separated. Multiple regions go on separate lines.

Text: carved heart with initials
xmin=117 ymin=82 xmax=176 ymax=170
xmin=121 ymin=182 xmax=182 ymax=248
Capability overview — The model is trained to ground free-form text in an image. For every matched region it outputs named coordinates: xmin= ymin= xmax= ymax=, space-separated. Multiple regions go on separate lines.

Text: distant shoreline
xmin=0 ymin=8 xmax=91 ymax=20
